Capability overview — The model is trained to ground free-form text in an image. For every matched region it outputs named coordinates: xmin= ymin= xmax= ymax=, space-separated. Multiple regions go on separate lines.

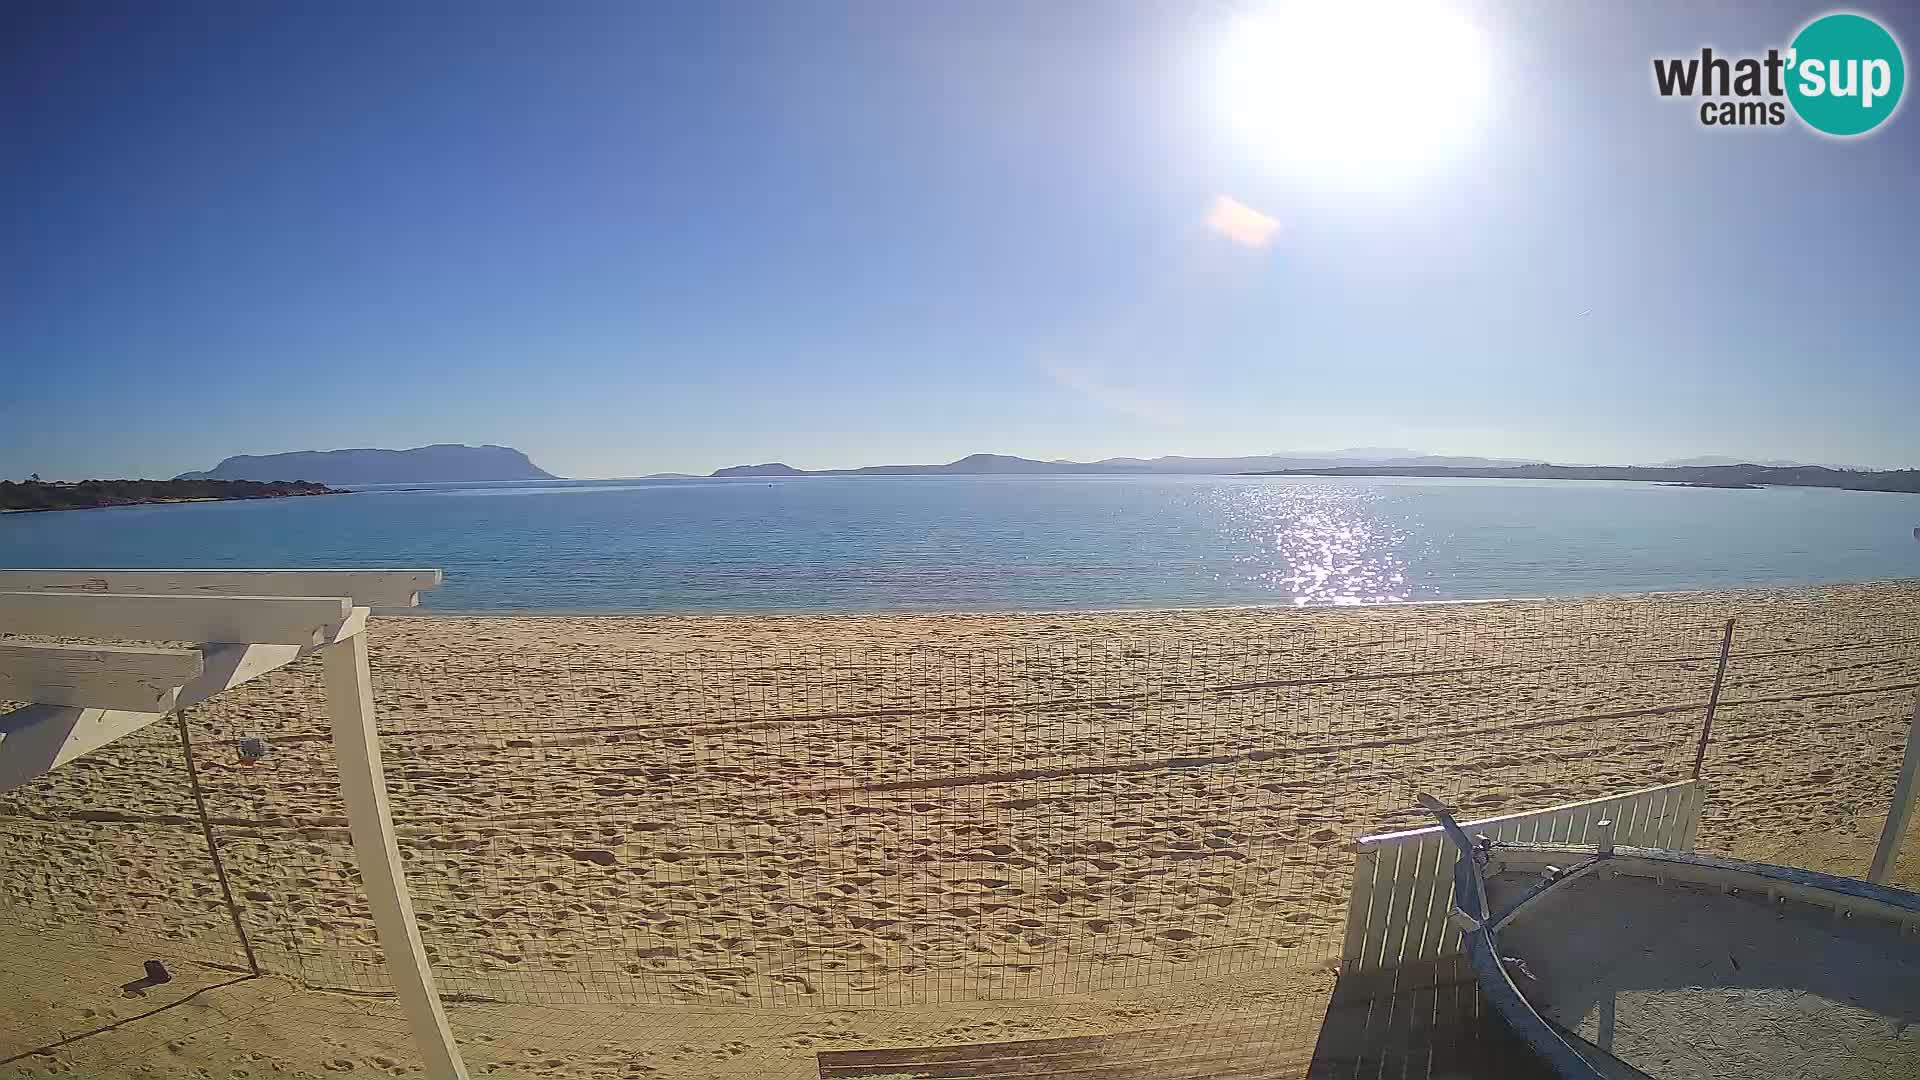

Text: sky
xmin=4 ymin=1 xmax=1918 ymax=481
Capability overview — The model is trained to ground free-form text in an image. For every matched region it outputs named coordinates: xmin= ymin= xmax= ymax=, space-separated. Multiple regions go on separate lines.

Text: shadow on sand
xmin=1307 ymin=955 xmax=1556 ymax=1080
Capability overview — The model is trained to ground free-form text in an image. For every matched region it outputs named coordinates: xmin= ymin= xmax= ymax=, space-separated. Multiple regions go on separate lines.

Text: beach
xmin=3 ymin=581 xmax=1918 ymax=1078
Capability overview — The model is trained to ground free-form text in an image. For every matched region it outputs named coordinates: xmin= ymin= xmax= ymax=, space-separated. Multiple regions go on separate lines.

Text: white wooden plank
xmin=1594 ymin=799 xmax=1619 ymax=843
xmin=0 ymin=643 xmax=202 ymax=711
xmin=1659 ymin=785 xmax=1685 ymax=847
xmin=1597 ymin=797 xmax=1627 ymax=852
xmin=1620 ymin=791 xmax=1651 ymax=845
xmin=1870 ymin=696 xmax=1920 ymax=884
xmin=0 ymin=592 xmax=350 ymax=646
xmin=1568 ymin=804 xmax=1593 ymax=842
xmin=1545 ymin=806 xmax=1574 ymax=846
xmin=1648 ymin=786 xmax=1673 ymax=845
xmin=1667 ymin=785 xmax=1692 ymax=847
xmin=0 ymin=706 xmax=170 ymax=790
xmin=1566 ymin=802 xmax=1599 ymax=847
xmin=1342 ymin=782 xmax=1705 ymax=977
xmin=1551 ymin=806 xmax=1578 ymax=846
xmin=1341 ymin=850 xmax=1378 ymax=972
xmin=1360 ymin=856 xmax=1397 ymax=975
xmin=0 ymin=642 xmax=202 ymax=681
xmin=1355 ymin=781 xmax=1700 ymax=851
xmin=1679 ymin=783 xmax=1703 ymax=850
xmin=1565 ymin=806 xmax=1587 ymax=841
xmin=324 ymin=631 xmax=469 ymax=1079
xmin=1642 ymin=786 xmax=1667 ymax=847
xmin=1 ymin=674 xmax=176 ymax=713
xmin=0 ymin=609 xmax=368 ymax=792
xmin=1423 ymin=839 xmax=1464 ymax=961
xmin=0 ymin=569 xmax=442 ymax=609
xmin=1379 ymin=833 xmax=1429 ymax=971
xmin=1404 ymin=835 xmax=1451 ymax=964
xmin=1356 ymin=843 xmax=1405 ymax=974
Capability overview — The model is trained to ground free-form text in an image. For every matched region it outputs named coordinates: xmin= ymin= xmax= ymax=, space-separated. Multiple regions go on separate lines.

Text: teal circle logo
xmin=1787 ymin=13 xmax=1905 ymax=136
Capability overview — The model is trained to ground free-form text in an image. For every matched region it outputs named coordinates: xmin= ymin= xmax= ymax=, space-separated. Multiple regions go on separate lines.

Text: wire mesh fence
xmin=0 ymin=718 xmax=255 ymax=977
xmin=1 ymin=582 xmax=1915 ymax=1077
xmin=1695 ymin=599 xmax=1920 ymax=874
xmin=356 ymin=596 xmax=1741 ymax=1010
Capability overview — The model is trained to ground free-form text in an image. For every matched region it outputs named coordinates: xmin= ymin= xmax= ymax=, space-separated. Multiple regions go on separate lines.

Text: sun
xmin=1215 ymin=2 xmax=1493 ymax=189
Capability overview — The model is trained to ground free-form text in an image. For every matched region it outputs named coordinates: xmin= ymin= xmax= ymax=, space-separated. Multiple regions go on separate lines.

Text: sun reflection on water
xmin=1220 ymin=485 xmax=1417 ymax=605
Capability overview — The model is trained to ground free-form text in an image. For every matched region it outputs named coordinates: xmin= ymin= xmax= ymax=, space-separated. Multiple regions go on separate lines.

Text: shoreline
xmin=380 ymin=576 xmax=1920 ymax=618
xmin=0 ymin=479 xmax=343 ymax=514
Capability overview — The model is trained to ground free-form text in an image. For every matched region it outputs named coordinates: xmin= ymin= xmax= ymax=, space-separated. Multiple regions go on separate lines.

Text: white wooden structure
xmin=1870 ymin=694 xmax=1920 ymax=885
xmin=0 ymin=569 xmax=468 ymax=1079
xmin=1341 ymin=779 xmax=1705 ymax=978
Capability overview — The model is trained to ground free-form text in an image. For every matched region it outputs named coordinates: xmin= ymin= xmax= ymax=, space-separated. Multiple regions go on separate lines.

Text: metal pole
xmin=1868 ymin=694 xmax=1920 ymax=885
xmin=176 ymin=706 xmax=261 ymax=976
xmin=1691 ymin=619 xmax=1735 ymax=780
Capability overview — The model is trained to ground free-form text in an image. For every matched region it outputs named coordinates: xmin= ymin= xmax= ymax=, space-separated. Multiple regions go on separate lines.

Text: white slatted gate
xmin=1341 ymin=779 xmax=1705 ymax=977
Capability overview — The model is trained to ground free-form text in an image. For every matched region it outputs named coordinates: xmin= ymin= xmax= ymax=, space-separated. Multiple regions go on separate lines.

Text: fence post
xmin=323 ymin=627 xmax=469 ymax=1079
xmin=1691 ymin=619 xmax=1736 ymax=780
xmin=1868 ymin=694 xmax=1920 ymax=885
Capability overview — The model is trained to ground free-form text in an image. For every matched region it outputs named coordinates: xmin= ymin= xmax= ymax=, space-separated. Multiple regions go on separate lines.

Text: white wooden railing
xmin=1341 ymin=779 xmax=1706 ymax=978
xmin=0 ymin=569 xmax=468 ymax=1079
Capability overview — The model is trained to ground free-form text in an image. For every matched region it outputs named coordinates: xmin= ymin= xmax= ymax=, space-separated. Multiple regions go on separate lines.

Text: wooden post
xmin=323 ymin=628 xmax=468 ymax=1079
xmin=1691 ymin=619 xmax=1736 ymax=780
xmin=1869 ymin=694 xmax=1920 ymax=885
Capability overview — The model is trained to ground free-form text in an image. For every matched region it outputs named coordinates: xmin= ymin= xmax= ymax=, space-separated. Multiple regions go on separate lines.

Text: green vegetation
xmin=0 ymin=478 xmax=341 ymax=513
xmin=1246 ymin=463 xmax=1920 ymax=493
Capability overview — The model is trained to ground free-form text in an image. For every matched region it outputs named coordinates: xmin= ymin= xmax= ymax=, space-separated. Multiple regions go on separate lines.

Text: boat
xmin=1419 ymin=793 xmax=1920 ymax=1079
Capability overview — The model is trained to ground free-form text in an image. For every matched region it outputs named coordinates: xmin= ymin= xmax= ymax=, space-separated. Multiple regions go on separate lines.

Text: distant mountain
xmin=1319 ymin=447 xmax=1427 ymax=460
xmin=714 ymin=447 xmax=1551 ymax=476
xmin=1649 ymin=455 xmax=1826 ymax=468
xmin=1086 ymin=450 xmax=1544 ymax=472
xmin=1248 ymin=462 xmax=1920 ymax=494
xmin=177 ymin=444 xmax=558 ymax=484
xmin=709 ymin=450 xmax=1544 ymax=478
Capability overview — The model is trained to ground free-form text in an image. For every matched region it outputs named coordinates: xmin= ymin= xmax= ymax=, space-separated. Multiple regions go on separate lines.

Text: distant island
xmin=177 ymin=443 xmax=557 ymax=484
xmin=1 ymin=478 xmax=341 ymax=513
xmin=711 ymin=450 xmax=1546 ymax=478
xmin=699 ymin=451 xmax=1919 ymax=494
xmin=1245 ymin=463 xmax=1920 ymax=494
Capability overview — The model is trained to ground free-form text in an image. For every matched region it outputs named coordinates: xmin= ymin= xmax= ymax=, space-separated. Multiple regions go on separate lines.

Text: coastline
xmin=0 ymin=479 xmax=342 ymax=514
xmin=380 ymin=576 xmax=1920 ymax=618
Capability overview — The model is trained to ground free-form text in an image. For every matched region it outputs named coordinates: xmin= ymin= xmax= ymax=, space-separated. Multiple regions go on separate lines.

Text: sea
xmin=3 ymin=475 xmax=1916 ymax=612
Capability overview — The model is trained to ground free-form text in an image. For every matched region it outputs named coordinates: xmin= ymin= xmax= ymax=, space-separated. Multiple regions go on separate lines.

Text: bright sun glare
xmin=1217 ymin=2 xmax=1492 ymax=188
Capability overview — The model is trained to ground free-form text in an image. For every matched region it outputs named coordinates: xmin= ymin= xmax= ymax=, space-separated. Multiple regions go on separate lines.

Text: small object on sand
xmin=236 ymin=736 xmax=268 ymax=766
xmin=121 ymin=959 xmax=171 ymax=996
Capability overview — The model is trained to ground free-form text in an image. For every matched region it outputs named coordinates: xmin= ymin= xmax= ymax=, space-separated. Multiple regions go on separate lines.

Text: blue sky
xmin=5 ymin=1 xmax=1917 ymax=480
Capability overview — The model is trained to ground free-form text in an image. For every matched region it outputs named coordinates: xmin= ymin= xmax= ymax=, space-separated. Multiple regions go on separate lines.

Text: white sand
xmin=2 ymin=582 xmax=1916 ymax=1078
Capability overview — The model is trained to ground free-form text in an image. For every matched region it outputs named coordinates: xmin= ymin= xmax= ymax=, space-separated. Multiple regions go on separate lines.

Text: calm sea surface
xmin=2 ymin=476 xmax=1915 ymax=611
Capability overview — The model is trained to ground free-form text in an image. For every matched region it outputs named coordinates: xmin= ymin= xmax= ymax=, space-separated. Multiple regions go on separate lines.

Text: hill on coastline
xmin=711 ymin=450 xmax=1543 ymax=477
xmin=1 ymin=478 xmax=339 ymax=513
xmin=1249 ymin=462 xmax=1920 ymax=494
xmin=177 ymin=444 xmax=557 ymax=484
